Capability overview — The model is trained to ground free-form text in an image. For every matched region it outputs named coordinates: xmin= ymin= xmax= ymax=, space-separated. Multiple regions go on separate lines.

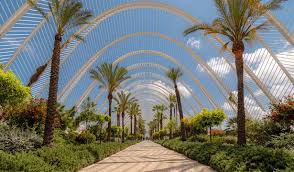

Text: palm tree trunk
xmin=175 ymin=83 xmax=186 ymax=141
xmin=233 ymin=42 xmax=246 ymax=145
xmin=169 ymin=104 xmax=172 ymax=139
xmin=122 ymin=112 xmax=125 ymax=143
xmin=134 ymin=115 xmax=137 ymax=135
xmin=160 ymin=114 xmax=163 ymax=130
xmin=117 ymin=112 xmax=120 ymax=126
xmin=43 ymin=34 xmax=62 ymax=146
xmin=209 ymin=126 xmax=212 ymax=142
xmin=130 ymin=116 xmax=133 ymax=135
xmin=107 ymin=94 xmax=112 ymax=141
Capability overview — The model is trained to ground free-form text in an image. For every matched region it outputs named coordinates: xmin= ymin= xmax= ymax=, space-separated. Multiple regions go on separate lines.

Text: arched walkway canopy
xmin=1 ymin=0 xmax=293 ymax=122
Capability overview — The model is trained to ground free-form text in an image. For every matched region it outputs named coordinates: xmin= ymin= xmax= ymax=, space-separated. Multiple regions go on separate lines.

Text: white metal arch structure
xmin=12 ymin=1 xmax=277 ymax=109
xmin=93 ymin=72 xmax=200 ymax=115
xmin=91 ymin=64 xmax=200 ymax=113
xmin=0 ymin=2 xmax=32 ymax=38
xmin=25 ymin=1 xmax=283 ymax=105
xmin=59 ymin=49 xmax=219 ymax=109
xmin=34 ymin=32 xmax=226 ymax=107
xmin=70 ymin=63 xmax=203 ymax=108
xmin=77 ymin=69 xmax=200 ymax=115
xmin=265 ymin=12 xmax=294 ymax=47
xmin=124 ymin=85 xmax=198 ymax=115
xmin=61 ymin=32 xmax=266 ymax=114
xmin=1 ymin=1 xmax=293 ymax=110
xmin=65 ymin=60 xmax=204 ymax=110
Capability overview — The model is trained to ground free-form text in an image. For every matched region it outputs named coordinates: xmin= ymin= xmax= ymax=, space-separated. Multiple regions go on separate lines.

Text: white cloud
xmin=186 ymin=37 xmax=200 ymax=49
xmin=197 ymin=57 xmax=232 ymax=77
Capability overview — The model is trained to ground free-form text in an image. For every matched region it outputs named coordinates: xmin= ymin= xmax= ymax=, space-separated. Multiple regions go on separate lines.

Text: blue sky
xmin=1 ymin=0 xmax=294 ymax=123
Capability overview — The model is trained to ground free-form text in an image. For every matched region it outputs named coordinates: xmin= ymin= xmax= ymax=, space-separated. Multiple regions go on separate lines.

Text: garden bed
xmin=0 ymin=141 xmax=137 ymax=172
xmin=157 ymin=139 xmax=294 ymax=172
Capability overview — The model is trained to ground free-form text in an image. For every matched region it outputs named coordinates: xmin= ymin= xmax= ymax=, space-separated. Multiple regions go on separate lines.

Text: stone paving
xmin=79 ymin=140 xmax=215 ymax=172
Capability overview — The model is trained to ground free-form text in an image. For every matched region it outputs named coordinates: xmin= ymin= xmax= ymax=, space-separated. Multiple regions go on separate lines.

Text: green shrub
xmin=266 ymin=133 xmax=294 ymax=149
xmin=0 ymin=141 xmax=137 ymax=172
xmin=223 ymin=136 xmax=236 ymax=144
xmin=188 ymin=135 xmax=207 ymax=142
xmin=0 ymin=150 xmax=54 ymax=172
xmin=76 ymin=131 xmax=96 ymax=144
xmin=157 ymin=139 xmax=294 ymax=172
xmin=0 ymin=124 xmax=42 ymax=152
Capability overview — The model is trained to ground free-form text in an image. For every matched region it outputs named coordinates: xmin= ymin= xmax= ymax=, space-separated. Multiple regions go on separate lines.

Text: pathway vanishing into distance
xmin=79 ymin=141 xmax=215 ymax=172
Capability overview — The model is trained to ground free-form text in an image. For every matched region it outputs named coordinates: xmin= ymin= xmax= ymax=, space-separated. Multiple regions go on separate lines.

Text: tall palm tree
xmin=90 ymin=63 xmax=130 ymax=141
xmin=184 ymin=0 xmax=284 ymax=145
xmin=148 ymin=120 xmax=157 ymax=138
xmin=166 ymin=68 xmax=186 ymax=141
xmin=114 ymin=106 xmax=121 ymax=127
xmin=114 ymin=91 xmax=136 ymax=143
xmin=134 ymin=107 xmax=141 ymax=135
xmin=152 ymin=104 xmax=166 ymax=130
xmin=128 ymin=102 xmax=139 ymax=135
xmin=168 ymin=94 xmax=176 ymax=139
xmin=28 ymin=0 xmax=93 ymax=146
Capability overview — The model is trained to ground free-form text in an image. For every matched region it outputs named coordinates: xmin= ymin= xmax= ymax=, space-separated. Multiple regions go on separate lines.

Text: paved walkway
xmin=79 ymin=141 xmax=215 ymax=172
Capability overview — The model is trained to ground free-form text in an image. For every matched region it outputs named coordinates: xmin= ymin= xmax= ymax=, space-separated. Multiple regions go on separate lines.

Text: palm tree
xmin=168 ymin=94 xmax=176 ymax=139
xmin=184 ymin=0 xmax=284 ymax=145
xmin=148 ymin=120 xmax=157 ymax=138
xmin=90 ymin=63 xmax=130 ymax=141
xmin=134 ymin=107 xmax=141 ymax=135
xmin=166 ymin=68 xmax=186 ymax=141
xmin=152 ymin=104 xmax=166 ymax=130
xmin=114 ymin=106 xmax=121 ymax=127
xmin=114 ymin=91 xmax=136 ymax=143
xmin=128 ymin=102 xmax=141 ymax=135
xmin=28 ymin=0 xmax=92 ymax=146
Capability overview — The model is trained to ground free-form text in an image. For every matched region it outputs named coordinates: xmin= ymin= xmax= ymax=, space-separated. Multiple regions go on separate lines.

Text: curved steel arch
xmin=0 ymin=2 xmax=31 ymax=38
xmin=5 ymin=1 xmax=292 ymax=74
xmin=27 ymin=1 xmax=279 ymax=105
xmin=97 ymin=91 xmax=171 ymax=115
xmin=69 ymin=62 xmax=203 ymax=110
xmin=60 ymin=49 xmax=219 ymax=109
xmin=94 ymin=79 xmax=197 ymax=116
xmin=125 ymin=85 xmax=197 ymax=115
xmin=101 ymin=88 xmax=193 ymax=116
xmin=79 ymin=69 xmax=200 ymax=115
xmin=116 ymin=82 xmax=197 ymax=114
xmin=89 ymin=71 xmax=199 ymax=116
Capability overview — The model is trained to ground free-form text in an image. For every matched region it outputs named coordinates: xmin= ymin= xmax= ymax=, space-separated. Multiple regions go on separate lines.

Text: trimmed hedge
xmin=0 ymin=141 xmax=136 ymax=172
xmin=157 ymin=139 xmax=294 ymax=172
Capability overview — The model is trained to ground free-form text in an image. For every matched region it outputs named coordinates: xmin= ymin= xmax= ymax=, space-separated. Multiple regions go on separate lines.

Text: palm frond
xmin=27 ymin=0 xmax=48 ymax=20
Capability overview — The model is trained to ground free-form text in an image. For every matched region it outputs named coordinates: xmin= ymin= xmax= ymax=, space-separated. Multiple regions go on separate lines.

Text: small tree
xmin=167 ymin=119 xmax=176 ymax=139
xmin=191 ymin=109 xmax=227 ymax=142
xmin=111 ymin=126 xmax=122 ymax=142
xmin=0 ymin=68 xmax=31 ymax=118
xmin=95 ymin=114 xmax=110 ymax=143
xmin=75 ymin=97 xmax=97 ymax=129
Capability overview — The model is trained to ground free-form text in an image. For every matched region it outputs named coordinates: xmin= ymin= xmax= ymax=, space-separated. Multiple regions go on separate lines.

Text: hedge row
xmin=157 ymin=139 xmax=294 ymax=172
xmin=0 ymin=141 xmax=136 ymax=172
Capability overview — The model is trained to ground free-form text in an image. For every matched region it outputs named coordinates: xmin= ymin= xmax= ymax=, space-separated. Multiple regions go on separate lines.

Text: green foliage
xmin=191 ymin=109 xmax=227 ymax=130
xmin=167 ymin=119 xmax=176 ymax=131
xmin=7 ymin=98 xmax=47 ymax=133
xmin=58 ymin=105 xmax=77 ymax=131
xmin=0 ymin=69 xmax=31 ymax=109
xmin=111 ymin=126 xmax=122 ymax=137
xmin=0 ymin=141 xmax=137 ymax=172
xmin=265 ymin=133 xmax=294 ymax=149
xmin=158 ymin=139 xmax=294 ymax=172
xmin=75 ymin=97 xmax=98 ymax=129
xmin=76 ymin=131 xmax=96 ymax=144
xmin=90 ymin=63 xmax=130 ymax=94
xmin=0 ymin=123 xmax=42 ymax=152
